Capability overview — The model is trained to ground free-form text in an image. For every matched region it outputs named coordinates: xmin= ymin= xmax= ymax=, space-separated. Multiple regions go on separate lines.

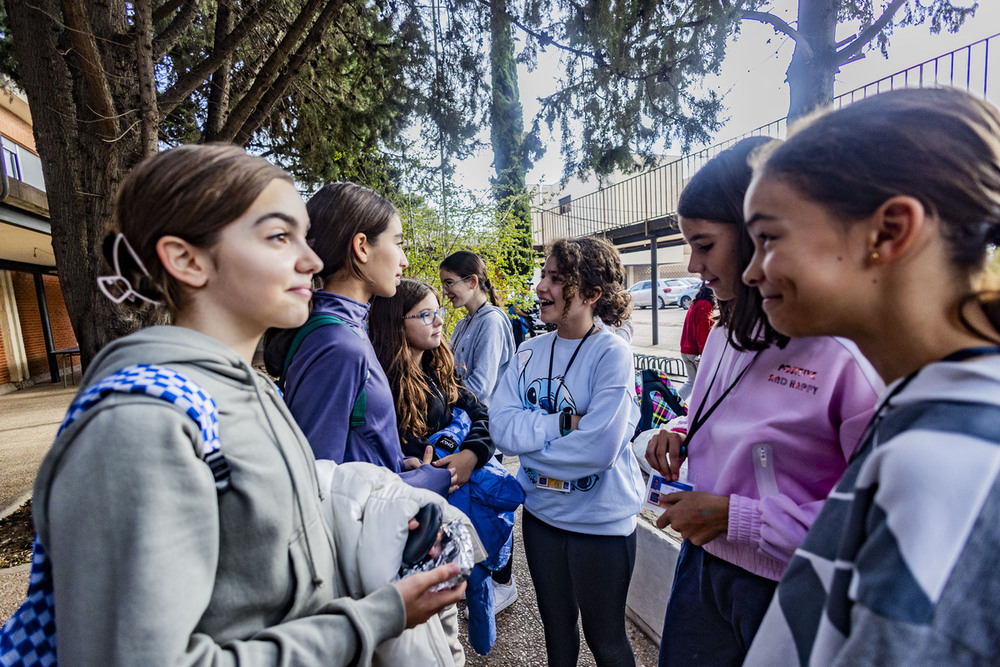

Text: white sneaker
xmin=463 ymin=575 xmax=519 ymax=619
xmin=492 ymin=575 xmax=518 ymax=614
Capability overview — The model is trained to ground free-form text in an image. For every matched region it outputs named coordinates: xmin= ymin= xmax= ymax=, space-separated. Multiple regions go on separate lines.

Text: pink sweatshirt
xmin=668 ymin=329 xmax=883 ymax=581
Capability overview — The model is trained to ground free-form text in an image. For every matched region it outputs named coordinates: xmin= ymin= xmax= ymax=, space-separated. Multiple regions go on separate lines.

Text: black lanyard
xmin=684 ymin=348 xmax=761 ymax=452
xmin=547 ymin=325 xmax=596 ymax=412
xmin=853 ymin=345 xmax=1000 ymax=460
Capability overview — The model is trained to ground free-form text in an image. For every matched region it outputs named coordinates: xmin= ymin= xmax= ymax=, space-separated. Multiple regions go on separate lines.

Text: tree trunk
xmin=490 ymin=0 xmax=534 ymax=277
xmin=786 ymin=0 xmax=838 ymax=120
xmin=7 ymin=0 xmax=159 ymax=366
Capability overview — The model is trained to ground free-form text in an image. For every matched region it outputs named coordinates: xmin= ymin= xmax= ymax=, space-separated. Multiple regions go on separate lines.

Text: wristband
xmin=559 ymin=407 xmax=573 ymax=436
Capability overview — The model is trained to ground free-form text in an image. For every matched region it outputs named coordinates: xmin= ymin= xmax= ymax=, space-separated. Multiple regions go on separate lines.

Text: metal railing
xmin=532 ymin=32 xmax=1000 ymax=246
xmin=634 ymin=353 xmax=686 ymax=378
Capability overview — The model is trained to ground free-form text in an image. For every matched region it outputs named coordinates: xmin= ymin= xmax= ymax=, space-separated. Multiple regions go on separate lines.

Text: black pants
xmin=522 ymin=510 xmax=637 ymax=667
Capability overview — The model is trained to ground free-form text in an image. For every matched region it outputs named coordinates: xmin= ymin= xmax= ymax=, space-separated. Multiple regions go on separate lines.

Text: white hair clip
xmin=97 ymin=233 xmax=165 ymax=306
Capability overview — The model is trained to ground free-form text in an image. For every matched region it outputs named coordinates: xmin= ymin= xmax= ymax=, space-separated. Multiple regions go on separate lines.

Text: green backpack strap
xmin=278 ymin=313 xmax=367 ymax=429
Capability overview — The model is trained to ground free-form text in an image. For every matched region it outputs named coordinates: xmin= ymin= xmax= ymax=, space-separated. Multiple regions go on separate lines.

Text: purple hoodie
xmin=666 ymin=328 xmax=883 ymax=581
xmin=282 ymin=290 xmax=450 ymax=496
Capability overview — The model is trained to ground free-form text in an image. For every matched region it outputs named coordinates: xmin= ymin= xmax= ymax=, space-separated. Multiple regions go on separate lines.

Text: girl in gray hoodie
xmin=28 ymin=144 xmax=464 ymax=666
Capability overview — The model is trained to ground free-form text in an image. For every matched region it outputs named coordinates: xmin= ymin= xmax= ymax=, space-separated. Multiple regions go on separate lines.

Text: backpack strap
xmin=278 ymin=313 xmax=367 ymax=429
xmin=1 ymin=364 xmax=226 ymax=667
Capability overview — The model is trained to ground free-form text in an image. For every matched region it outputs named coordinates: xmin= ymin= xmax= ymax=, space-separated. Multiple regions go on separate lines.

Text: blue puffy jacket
xmin=429 ymin=410 xmax=524 ymax=655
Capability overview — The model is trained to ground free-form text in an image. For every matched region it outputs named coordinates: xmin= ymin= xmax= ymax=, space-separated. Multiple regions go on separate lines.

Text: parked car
xmin=627 ymin=279 xmax=690 ymax=309
xmin=677 ymin=283 xmax=705 ymax=310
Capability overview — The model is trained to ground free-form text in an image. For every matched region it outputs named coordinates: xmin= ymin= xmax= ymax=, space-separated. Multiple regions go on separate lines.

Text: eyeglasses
xmin=404 ymin=307 xmax=446 ymax=325
xmin=441 ymin=275 xmax=471 ymax=290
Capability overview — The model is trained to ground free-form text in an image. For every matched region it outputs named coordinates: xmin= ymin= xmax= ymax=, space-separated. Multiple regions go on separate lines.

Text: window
xmin=558 ymin=195 xmax=571 ymax=215
xmin=2 ymin=145 xmax=20 ymax=181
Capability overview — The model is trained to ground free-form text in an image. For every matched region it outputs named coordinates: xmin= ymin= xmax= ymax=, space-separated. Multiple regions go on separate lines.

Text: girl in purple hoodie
xmin=639 ymin=138 xmax=883 ymax=666
xmin=264 ymin=183 xmax=451 ymax=496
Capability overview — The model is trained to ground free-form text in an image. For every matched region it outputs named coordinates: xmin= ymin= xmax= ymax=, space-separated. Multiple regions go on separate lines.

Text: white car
xmin=627 ymin=279 xmax=689 ymax=309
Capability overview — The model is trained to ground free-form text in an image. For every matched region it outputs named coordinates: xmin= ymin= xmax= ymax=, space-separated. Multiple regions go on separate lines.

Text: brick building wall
xmin=0 ymin=322 xmax=9 ymax=385
xmin=10 ymin=272 xmax=77 ymax=378
xmin=0 ymin=107 xmax=36 ymax=152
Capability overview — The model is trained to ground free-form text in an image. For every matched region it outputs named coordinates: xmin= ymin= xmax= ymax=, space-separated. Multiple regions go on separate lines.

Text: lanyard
xmin=684 ymin=348 xmax=760 ymax=452
xmin=853 ymin=344 xmax=1000 ymax=460
xmin=547 ymin=325 xmax=596 ymax=412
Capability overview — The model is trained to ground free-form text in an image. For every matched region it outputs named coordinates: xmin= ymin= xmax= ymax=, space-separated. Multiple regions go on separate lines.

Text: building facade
xmin=0 ymin=86 xmax=78 ymax=392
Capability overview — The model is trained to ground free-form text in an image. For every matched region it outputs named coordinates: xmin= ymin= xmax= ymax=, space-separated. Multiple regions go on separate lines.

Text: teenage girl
xmin=440 ymin=249 xmax=519 ymax=603
xmin=369 ymin=279 xmax=525 ymax=652
xmin=21 ymin=145 xmax=463 ymax=664
xmin=677 ymin=283 xmax=715 ymax=401
xmin=265 ymin=182 xmax=451 ymax=495
xmin=439 ymin=250 xmax=515 ymax=406
xmin=490 ymin=236 xmax=643 ymax=666
xmin=640 ymin=137 xmax=883 ymax=666
xmin=369 ymin=279 xmax=494 ymax=494
xmin=742 ymin=88 xmax=1000 ymax=665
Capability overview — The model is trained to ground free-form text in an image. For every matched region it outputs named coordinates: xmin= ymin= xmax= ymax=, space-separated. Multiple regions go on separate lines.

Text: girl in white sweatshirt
xmin=490 ymin=236 xmax=643 ymax=666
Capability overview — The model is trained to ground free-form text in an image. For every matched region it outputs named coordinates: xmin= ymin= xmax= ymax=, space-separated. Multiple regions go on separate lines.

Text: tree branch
xmin=59 ymin=0 xmax=119 ymax=139
xmin=204 ymin=0 xmax=233 ymax=140
xmin=135 ymin=0 xmax=159 ymax=153
xmin=158 ymin=0 xmax=280 ymax=116
xmin=152 ymin=0 xmax=186 ymax=25
xmin=739 ymin=10 xmax=810 ymax=56
xmin=835 ymin=0 xmax=907 ymax=65
xmin=215 ymin=0 xmax=324 ymax=143
xmin=152 ymin=0 xmax=199 ymax=61
xmin=231 ymin=0 xmax=345 ymax=146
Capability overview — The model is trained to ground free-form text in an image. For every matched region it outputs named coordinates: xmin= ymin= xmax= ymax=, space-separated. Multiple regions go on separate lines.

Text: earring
xmin=870 ymin=250 xmax=880 ymax=262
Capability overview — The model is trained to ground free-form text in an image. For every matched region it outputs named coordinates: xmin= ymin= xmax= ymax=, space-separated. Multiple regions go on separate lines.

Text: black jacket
xmin=400 ymin=363 xmax=494 ymax=468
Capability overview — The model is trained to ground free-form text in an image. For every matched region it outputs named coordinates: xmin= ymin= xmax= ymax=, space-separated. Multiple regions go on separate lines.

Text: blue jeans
xmin=658 ymin=541 xmax=777 ymax=667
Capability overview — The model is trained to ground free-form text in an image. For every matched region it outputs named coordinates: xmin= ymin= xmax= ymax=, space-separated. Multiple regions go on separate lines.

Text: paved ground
xmin=457 ymin=458 xmax=661 ymax=666
xmin=0 ymin=382 xmax=75 ymax=519
xmin=0 ymin=313 xmax=687 ymax=659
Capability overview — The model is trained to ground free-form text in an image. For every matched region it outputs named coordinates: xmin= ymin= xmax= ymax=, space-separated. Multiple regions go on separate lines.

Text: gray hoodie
xmin=32 ymin=326 xmax=405 ymax=666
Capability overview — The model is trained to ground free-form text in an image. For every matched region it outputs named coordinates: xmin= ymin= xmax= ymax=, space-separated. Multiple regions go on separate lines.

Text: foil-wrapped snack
xmin=397 ymin=517 xmax=475 ymax=591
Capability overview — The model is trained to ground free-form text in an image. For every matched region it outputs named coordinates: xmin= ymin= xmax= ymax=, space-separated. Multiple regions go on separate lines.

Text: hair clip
xmin=96 ymin=233 xmax=165 ymax=306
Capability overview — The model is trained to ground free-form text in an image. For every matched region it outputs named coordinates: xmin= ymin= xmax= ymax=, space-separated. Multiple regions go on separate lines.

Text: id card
xmin=643 ymin=473 xmax=694 ymax=512
xmin=536 ymin=475 xmax=571 ymax=493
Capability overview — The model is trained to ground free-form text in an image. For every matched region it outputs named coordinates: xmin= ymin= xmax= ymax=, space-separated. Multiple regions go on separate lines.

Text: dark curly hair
xmin=546 ymin=237 xmax=632 ymax=327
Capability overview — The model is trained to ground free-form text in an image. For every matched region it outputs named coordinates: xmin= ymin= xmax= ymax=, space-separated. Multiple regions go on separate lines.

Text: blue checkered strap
xmin=0 ymin=364 xmax=228 ymax=667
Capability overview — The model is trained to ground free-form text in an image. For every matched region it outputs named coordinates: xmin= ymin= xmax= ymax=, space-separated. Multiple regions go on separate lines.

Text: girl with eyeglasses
xmin=439 ymin=251 xmax=516 ymax=407
xmin=369 ymin=279 xmax=525 ymax=654
xmin=264 ymin=183 xmax=451 ymax=496
xmin=370 ymin=279 xmax=494 ymax=493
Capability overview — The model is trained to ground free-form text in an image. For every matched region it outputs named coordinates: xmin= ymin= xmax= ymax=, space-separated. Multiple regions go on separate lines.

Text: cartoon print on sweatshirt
xmin=516 ymin=349 xmax=577 ymax=414
xmin=515 ymin=348 xmax=599 ymax=492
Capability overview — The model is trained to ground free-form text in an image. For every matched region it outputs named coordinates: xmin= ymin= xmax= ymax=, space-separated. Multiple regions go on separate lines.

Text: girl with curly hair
xmin=490 ymin=236 xmax=644 ymax=666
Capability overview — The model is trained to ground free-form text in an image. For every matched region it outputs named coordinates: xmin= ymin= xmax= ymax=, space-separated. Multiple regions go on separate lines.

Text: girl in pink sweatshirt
xmin=639 ymin=137 xmax=883 ymax=666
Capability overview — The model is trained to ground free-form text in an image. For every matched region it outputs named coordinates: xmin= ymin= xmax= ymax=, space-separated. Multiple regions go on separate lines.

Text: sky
xmin=449 ymin=0 xmax=999 ymax=194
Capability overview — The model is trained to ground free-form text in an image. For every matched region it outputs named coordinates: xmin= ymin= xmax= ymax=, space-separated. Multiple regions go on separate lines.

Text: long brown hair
xmin=677 ymin=136 xmax=787 ymax=351
xmin=756 ymin=87 xmax=1000 ymax=342
xmin=109 ymin=143 xmax=291 ymax=313
xmin=369 ymin=279 xmax=460 ymax=438
xmin=307 ymin=182 xmax=399 ymax=284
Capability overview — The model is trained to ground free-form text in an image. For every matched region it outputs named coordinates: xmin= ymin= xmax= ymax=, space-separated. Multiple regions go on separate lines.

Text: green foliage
xmin=392 ymin=164 xmax=537 ymax=332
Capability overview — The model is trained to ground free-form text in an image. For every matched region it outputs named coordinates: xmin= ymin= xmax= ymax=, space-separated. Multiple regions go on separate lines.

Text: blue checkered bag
xmin=0 ymin=364 xmax=229 ymax=667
